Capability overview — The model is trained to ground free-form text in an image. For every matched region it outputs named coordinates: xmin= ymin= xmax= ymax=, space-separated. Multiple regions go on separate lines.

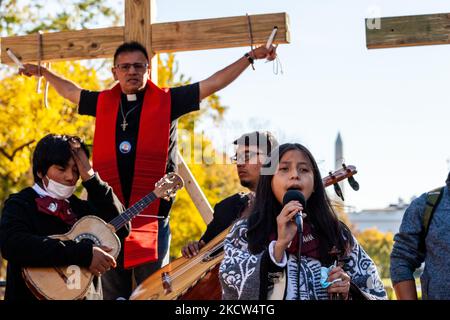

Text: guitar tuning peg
xmin=348 ymin=175 xmax=360 ymax=191
xmin=333 ymin=183 xmax=344 ymax=201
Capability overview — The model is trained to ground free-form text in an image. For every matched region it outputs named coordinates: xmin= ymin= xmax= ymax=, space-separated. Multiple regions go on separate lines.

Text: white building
xmin=347 ymin=199 xmax=410 ymax=234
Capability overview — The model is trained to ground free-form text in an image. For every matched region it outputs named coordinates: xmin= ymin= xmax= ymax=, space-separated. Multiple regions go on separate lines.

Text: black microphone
xmin=282 ymin=189 xmax=306 ymax=300
xmin=282 ymin=189 xmax=306 ymax=230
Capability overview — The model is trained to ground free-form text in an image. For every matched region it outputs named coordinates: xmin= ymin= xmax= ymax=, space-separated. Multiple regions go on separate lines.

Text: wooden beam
xmin=1 ymin=12 xmax=290 ymax=64
xmin=176 ymin=151 xmax=213 ymax=224
xmin=366 ymin=13 xmax=450 ymax=49
xmin=0 ymin=27 xmax=124 ymax=64
xmin=151 ymin=12 xmax=290 ymax=53
xmin=124 ymin=0 xmax=151 ymax=47
xmin=124 ymin=0 xmax=158 ymax=82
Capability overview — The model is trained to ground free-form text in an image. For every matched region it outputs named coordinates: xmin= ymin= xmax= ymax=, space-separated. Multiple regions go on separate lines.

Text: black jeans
xmin=101 ymin=217 xmax=171 ymax=300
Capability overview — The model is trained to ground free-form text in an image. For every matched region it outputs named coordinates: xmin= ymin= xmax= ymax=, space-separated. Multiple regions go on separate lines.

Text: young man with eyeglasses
xmin=18 ymin=42 xmax=276 ymax=299
xmin=181 ymin=131 xmax=278 ymax=258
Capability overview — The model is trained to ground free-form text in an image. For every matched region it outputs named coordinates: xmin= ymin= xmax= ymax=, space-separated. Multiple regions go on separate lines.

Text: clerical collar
xmin=122 ymin=89 xmax=145 ymax=103
xmin=126 ymin=94 xmax=137 ymax=101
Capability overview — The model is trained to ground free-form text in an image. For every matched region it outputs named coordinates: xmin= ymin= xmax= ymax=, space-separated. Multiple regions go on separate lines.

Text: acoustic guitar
xmin=22 ymin=172 xmax=184 ymax=300
xmin=130 ymin=164 xmax=358 ymax=300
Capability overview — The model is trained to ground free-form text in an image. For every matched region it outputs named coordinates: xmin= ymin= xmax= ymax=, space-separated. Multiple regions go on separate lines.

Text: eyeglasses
xmin=115 ymin=63 xmax=149 ymax=72
xmin=230 ymin=151 xmax=261 ymax=164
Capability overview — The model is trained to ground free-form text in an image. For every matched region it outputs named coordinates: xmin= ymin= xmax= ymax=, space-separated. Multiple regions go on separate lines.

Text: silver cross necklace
xmin=120 ymin=100 xmax=140 ymax=131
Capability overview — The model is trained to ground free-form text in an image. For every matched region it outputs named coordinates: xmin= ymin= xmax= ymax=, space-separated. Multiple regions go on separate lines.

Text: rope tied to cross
xmin=37 ymin=30 xmax=51 ymax=109
xmin=246 ymin=13 xmax=283 ymax=75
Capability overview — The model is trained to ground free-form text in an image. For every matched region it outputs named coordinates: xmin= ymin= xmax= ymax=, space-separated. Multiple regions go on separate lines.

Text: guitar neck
xmin=109 ymin=192 xmax=158 ymax=231
xmin=322 ymin=165 xmax=357 ymax=188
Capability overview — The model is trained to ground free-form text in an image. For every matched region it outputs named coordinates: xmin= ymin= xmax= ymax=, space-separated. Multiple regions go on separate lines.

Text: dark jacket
xmin=0 ymin=173 xmax=129 ymax=300
xmin=200 ymin=193 xmax=249 ymax=244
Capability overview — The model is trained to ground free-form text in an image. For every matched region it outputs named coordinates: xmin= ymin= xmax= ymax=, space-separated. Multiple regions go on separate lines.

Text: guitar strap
xmin=419 ymin=186 xmax=445 ymax=252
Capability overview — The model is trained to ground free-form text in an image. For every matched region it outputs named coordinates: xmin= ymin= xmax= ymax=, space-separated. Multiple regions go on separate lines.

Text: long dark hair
xmin=247 ymin=143 xmax=354 ymax=265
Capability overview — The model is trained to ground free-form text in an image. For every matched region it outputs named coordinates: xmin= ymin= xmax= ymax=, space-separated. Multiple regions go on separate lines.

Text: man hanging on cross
xmin=18 ymin=41 xmax=277 ymax=299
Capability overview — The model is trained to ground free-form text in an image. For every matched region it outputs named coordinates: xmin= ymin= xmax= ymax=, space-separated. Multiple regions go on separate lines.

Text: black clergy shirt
xmin=78 ymin=82 xmax=199 ymax=216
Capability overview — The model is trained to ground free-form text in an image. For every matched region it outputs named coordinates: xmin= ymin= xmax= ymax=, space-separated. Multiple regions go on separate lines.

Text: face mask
xmin=43 ymin=176 xmax=77 ymax=200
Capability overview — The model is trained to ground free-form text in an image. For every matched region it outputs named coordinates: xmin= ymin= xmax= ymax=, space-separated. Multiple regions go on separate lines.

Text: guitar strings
xmin=165 ymin=241 xmax=226 ymax=281
xmin=168 ymin=242 xmax=225 ymax=280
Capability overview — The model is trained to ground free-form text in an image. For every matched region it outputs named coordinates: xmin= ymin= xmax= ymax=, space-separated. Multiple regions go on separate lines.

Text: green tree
xmin=0 ymin=0 xmax=120 ymax=36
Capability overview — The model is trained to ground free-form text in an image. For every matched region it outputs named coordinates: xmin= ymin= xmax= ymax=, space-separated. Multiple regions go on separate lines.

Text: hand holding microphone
xmin=283 ymin=190 xmax=306 ymax=230
xmin=280 ymin=190 xmax=307 ymax=300
xmin=283 ymin=189 xmax=306 ymax=231
xmin=276 ymin=190 xmax=306 ymax=248
xmin=273 ymin=198 xmax=303 ymax=263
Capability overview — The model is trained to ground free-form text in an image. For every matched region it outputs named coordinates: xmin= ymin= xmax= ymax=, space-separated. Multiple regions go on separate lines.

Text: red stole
xmin=92 ymin=80 xmax=171 ymax=269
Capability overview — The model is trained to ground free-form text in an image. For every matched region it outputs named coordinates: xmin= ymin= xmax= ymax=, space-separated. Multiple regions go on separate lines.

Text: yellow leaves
xmin=357 ymin=228 xmax=393 ymax=243
xmin=169 ymin=134 xmax=244 ymax=258
xmin=0 ymin=61 xmax=98 ymax=204
xmin=356 ymin=228 xmax=394 ymax=279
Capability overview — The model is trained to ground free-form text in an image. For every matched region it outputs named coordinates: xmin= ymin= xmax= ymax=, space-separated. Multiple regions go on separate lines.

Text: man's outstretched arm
xmin=19 ymin=64 xmax=82 ymax=105
xmin=199 ymin=45 xmax=276 ymax=101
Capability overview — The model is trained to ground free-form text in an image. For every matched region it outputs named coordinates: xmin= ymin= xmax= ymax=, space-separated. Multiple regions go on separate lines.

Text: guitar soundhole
xmin=74 ymin=233 xmax=101 ymax=246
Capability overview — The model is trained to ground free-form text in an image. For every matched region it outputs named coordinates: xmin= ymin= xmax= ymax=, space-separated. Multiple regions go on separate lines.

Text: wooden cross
xmin=1 ymin=0 xmax=289 ymax=64
xmin=365 ymin=12 xmax=450 ymax=49
xmin=0 ymin=0 xmax=290 ymax=224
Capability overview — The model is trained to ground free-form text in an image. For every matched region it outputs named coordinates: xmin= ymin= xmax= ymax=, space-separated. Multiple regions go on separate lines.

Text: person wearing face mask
xmin=219 ymin=143 xmax=387 ymax=300
xmin=0 ymin=134 xmax=129 ymax=300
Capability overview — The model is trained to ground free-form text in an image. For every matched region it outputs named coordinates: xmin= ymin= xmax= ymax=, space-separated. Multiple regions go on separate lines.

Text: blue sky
xmin=151 ymin=1 xmax=450 ymax=211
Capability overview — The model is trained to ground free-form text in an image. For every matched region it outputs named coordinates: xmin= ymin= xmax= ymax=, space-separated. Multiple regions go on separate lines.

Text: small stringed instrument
xmin=130 ymin=165 xmax=358 ymax=300
xmin=22 ymin=172 xmax=183 ymax=300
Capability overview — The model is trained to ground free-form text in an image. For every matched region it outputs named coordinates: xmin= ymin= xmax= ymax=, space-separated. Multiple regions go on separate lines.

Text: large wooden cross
xmin=0 ymin=0 xmax=290 ymax=224
xmin=1 ymin=1 xmax=289 ymax=63
xmin=365 ymin=12 xmax=450 ymax=49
